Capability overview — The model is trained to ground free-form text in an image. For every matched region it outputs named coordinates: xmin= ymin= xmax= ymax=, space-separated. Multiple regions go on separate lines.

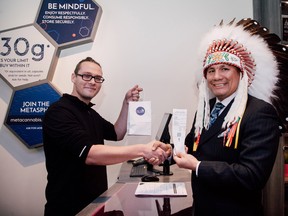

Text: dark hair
xmin=74 ymin=57 xmax=101 ymax=74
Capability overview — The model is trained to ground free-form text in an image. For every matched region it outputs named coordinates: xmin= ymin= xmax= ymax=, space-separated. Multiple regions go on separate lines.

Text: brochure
xmin=135 ymin=182 xmax=187 ymax=197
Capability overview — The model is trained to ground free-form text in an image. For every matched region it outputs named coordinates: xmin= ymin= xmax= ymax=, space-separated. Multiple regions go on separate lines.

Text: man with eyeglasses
xmin=42 ymin=57 xmax=171 ymax=216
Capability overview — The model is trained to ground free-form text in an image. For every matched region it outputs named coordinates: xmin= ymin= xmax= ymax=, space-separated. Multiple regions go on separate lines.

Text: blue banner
xmin=5 ymin=83 xmax=60 ymax=148
xmin=36 ymin=0 xmax=101 ymax=45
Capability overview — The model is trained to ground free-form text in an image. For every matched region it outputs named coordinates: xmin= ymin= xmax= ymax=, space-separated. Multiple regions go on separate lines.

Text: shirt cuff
xmin=196 ymin=161 xmax=201 ymax=177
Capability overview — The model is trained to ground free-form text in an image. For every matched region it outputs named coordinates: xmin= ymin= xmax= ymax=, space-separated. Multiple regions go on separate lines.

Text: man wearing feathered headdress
xmin=173 ymin=18 xmax=288 ymax=216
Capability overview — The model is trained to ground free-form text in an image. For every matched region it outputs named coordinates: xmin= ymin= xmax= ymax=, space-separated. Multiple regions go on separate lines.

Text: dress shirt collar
xmin=215 ymin=92 xmax=236 ymax=107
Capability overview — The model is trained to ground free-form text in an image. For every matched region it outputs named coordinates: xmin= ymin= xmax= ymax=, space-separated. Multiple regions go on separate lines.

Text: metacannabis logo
xmin=136 ymin=106 xmax=145 ymax=116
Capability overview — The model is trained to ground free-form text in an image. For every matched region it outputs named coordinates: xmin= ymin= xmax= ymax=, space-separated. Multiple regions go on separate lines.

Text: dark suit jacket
xmin=185 ymin=95 xmax=280 ymax=216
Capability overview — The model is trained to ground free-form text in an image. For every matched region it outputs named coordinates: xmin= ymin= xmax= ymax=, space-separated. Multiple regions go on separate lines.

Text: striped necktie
xmin=209 ymin=102 xmax=224 ymax=126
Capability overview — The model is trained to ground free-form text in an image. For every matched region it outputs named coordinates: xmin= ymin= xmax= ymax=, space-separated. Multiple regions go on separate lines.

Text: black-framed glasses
xmin=77 ymin=74 xmax=105 ymax=83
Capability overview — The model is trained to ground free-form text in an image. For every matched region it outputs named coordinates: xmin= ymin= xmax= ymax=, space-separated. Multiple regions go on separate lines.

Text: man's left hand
xmin=125 ymin=85 xmax=143 ymax=103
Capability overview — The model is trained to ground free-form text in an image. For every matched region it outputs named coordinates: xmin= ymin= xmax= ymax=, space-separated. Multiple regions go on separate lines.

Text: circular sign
xmin=136 ymin=106 xmax=145 ymax=116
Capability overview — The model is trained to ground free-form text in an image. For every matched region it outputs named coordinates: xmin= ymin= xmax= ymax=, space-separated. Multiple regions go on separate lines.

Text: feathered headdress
xmin=193 ymin=18 xmax=288 ymax=151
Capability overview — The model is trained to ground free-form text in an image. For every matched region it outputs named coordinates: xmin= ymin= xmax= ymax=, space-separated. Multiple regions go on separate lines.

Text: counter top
xmin=77 ymin=161 xmax=193 ymax=216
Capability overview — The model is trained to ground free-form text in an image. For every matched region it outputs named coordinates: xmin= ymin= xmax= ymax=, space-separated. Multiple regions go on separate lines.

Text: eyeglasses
xmin=77 ymin=74 xmax=105 ymax=83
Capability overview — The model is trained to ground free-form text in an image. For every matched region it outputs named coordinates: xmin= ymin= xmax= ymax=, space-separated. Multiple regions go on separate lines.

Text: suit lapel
xmin=199 ymin=99 xmax=234 ymax=145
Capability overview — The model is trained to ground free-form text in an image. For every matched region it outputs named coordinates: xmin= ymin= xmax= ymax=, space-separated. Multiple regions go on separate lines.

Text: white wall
xmin=0 ymin=0 xmax=253 ymax=215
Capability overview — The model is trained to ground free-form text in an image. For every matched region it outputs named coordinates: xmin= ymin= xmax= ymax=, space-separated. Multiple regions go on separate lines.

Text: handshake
xmin=142 ymin=140 xmax=173 ymax=165
xmin=139 ymin=140 xmax=198 ymax=172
